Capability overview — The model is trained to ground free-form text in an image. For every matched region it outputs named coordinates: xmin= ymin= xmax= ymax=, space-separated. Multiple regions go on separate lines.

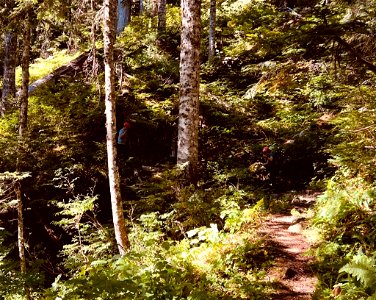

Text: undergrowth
xmin=311 ymin=176 xmax=376 ymax=299
xmin=45 ymin=187 xmax=272 ymax=300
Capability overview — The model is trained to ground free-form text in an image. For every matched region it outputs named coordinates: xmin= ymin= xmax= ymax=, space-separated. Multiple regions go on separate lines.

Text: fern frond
xmin=340 ymin=253 xmax=376 ymax=289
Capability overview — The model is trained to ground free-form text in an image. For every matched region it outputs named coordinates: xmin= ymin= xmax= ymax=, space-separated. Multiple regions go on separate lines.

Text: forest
xmin=0 ymin=0 xmax=376 ymax=299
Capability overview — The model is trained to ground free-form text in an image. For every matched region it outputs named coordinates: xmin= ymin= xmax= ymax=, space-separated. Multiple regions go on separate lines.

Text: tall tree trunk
xmin=177 ymin=0 xmax=201 ymax=184
xmin=19 ymin=13 xmax=31 ymax=137
xmin=117 ymin=0 xmax=132 ymax=34
xmin=17 ymin=11 xmax=31 ymax=300
xmin=15 ymin=183 xmax=27 ymax=274
xmin=150 ymin=0 xmax=158 ymax=17
xmin=15 ymin=180 xmax=29 ymax=300
xmin=208 ymin=0 xmax=216 ymax=61
xmin=104 ymin=0 xmax=130 ymax=255
xmin=1 ymin=31 xmax=17 ymax=117
xmin=157 ymin=0 xmax=166 ymax=33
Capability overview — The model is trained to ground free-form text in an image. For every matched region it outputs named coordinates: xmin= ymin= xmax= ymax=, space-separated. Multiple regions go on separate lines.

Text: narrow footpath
xmin=259 ymin=193 xmax=319 ymax=300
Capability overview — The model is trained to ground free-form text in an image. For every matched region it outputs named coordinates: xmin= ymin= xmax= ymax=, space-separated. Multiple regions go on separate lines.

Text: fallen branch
xmin=16 ymin=51 xmax=90 ymax=96
xmin=333 ymin=35 xmax=376 ymax=75
xmin=351 ymin=125 xmax=376 ymax=133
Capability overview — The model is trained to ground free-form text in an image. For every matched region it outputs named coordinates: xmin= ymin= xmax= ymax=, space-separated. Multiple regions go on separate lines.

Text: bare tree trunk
xmin=1 ymin=0 xmax=17 ymax=116
xmin=17 ymin=12 xmax=31 ymax=300
xmin=19 ymin=12 xmax=31 ymax=137
xmin=157 ymin=0 xmax=166 ymax=33
xmin=104 ymin=0 xmax=130 ymax=255
xmin=117 ymin=0 xmax=132 ymax=34
xmin=208 ymin=0 xmax=216 ymax=61
xmin=150 ymin=0 xmax=158 ymax=17
xmin=1 ymin=31 xmax=17 ymax=116
xmin=177 ymin=0 xmax=201 ymax=184
xmin=15 ymin=183 xmax=27 ymax=273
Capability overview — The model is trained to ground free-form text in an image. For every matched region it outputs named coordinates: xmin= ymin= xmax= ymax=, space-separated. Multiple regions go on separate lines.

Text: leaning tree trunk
xmin=208 ymin=0 xmax=216 ymax=61
xmin=1 ymin=31 xmax=17 ymax=117
xmin=177 ymin=0 xmax=201 ymax=184
xmin=104 ymin=0 xmax=130 ymax=255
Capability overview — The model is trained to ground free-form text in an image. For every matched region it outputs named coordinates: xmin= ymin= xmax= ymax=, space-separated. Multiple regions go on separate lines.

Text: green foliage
xmin=118 ymin=15 xmax=180 ymax=83
xmin=52 ymin=186 xmax=115 ymax=275
xmin=313 ymin=177 xmax=376 ymax=250
xmin=0 ymin=171 xmax=31 ymax=210
xmin=0 ymin=115 xmax=20 ymax=170
xmin=330 ymin=89 xmax=376 ymax=181
xmin=311 ymin=177 xmax=376 ymax=297
xmin=46 ymin=195 xmax=270 ymax=300
xmin=0 ymin=227 xmax=45 ymax=300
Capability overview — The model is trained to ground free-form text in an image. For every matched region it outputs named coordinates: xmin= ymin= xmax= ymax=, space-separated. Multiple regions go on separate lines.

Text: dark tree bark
xmin=1 ymin=31 xmax=17 ymax=116
xmin=104 ymin=0 xmax=130 ymax=255
xmin=19 ymin=12 xmax=31 ymax=137
xmin=157 ymin=0 xmax=167 ymax=33
xmin=208 ymin=0 xmax=216 ymax=61
xmin=177 ymin=0 xmax=201 ymax=184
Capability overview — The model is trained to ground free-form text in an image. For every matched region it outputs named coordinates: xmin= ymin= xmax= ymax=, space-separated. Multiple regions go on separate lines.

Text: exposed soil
xmin=259 ymin=192 xmax=319 ymax=299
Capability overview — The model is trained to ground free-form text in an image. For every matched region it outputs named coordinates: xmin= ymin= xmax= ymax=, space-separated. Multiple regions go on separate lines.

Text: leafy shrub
xmin=46 ymin=190 xmax=270 ymax=300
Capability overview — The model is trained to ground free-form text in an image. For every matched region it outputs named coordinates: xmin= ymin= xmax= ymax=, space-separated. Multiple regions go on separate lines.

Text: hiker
xmin=117 ymin=121 xmax=130 ymax=159
xmin=262 ymin=146 xmax=275 ymax=164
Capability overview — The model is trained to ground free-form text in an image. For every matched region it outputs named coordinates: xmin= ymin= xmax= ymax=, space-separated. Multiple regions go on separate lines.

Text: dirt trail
xmin=259 ymin=193 xmax=319 ymax=299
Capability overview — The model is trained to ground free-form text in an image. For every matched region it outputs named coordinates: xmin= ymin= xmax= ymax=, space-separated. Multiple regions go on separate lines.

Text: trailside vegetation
xmin=0 ymin=0 xmax=375 ymax=299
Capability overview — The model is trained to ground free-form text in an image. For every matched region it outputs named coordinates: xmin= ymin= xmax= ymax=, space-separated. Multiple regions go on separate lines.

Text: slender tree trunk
xmin=150 ymin=0 xmax=158 ymax=17
xmin=16 ymin=179 xmax=29 ymax=300
xmin=104 ymin=0 xmax=130 ymax=255
xmin=19 ymin=12 xmax=31 ymax=137
xmin=208 ymin=0 xmax=216 ymax=61
xmin=1 ymin=31 xmax=17 ymax=117
xmin=17 ymin=12 xmax=31 ymax=300
xmin=177 ymin=0 xmax=201 ymax=183
xmin=15 ymin=183 xmax=27 ymax=273
xmin=157 ymin=0 xmax=166 ymax=33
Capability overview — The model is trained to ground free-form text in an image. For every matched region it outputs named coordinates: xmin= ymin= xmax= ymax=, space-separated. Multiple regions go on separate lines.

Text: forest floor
xmin=259 ymin=191 xmax=320 ymax=299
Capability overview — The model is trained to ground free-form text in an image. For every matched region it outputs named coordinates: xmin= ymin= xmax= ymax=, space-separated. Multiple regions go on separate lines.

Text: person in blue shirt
xmin=118 ymin=121 xmax=130 ymax=145
xmin=117 ymin=121 xmax=131 ymax=162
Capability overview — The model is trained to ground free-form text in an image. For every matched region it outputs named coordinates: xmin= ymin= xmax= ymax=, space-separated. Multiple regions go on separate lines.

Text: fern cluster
xmin=338 ymin=251 xmax=376 ymax=300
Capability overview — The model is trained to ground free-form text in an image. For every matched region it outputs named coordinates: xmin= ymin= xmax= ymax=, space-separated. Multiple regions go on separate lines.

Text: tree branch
xmin=333 ymin=35 xmax=376 ymax=74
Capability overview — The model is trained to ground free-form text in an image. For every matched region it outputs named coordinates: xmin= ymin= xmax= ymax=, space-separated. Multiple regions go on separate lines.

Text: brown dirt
xmin=259 ymin=193 xmax=319 ymax=299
